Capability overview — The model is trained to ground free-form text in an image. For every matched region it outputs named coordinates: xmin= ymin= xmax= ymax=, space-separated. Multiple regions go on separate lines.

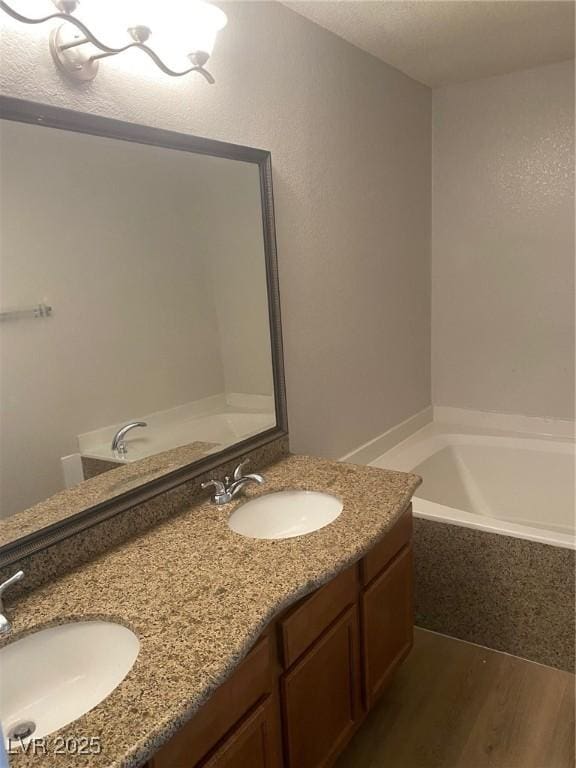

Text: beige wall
xmin=432 ymin=60 xmax=575 ymax=419
xmin=200 ymin=162 xmax=274 ymax=397
xmin=0 ymin=1 xmax=432 ymax=459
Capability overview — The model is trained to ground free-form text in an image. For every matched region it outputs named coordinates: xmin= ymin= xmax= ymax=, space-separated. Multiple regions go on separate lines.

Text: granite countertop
xmin=4 ymin=454 xmax=420 ymax=768
xmin=0 ymin=442 xmax=219 ymax=549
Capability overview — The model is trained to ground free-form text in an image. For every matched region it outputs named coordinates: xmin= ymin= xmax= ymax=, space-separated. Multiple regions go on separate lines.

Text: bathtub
xmin=372 ymin=424 xmax=575 ymax=549
xmin=364 ymin=419 xmax=575 ymax=670
xmin=78 ymin=397 xmax=276 ymax=464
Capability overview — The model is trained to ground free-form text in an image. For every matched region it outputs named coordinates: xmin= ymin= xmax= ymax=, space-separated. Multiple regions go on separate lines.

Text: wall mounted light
xmin=0 ymin=0 xmax=228 ymax=84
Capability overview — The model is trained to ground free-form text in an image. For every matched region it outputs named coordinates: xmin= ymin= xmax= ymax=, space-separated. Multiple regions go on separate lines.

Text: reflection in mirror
xmin=0 ymin=118 xmax=277 ymax=543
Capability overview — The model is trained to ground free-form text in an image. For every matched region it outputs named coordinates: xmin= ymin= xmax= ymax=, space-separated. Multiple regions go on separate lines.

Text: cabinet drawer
xmin=152 ymin=635 xmax=272 ymax=768
xmin=279 ymin=566 xmax=358 ymax=668
xmin=360 ymin=505 xmax=412 ymax=586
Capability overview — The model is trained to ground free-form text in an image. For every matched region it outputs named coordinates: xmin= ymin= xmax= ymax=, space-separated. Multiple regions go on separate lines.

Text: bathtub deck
xmin=336 ymin=627 xmax=575 ymax=768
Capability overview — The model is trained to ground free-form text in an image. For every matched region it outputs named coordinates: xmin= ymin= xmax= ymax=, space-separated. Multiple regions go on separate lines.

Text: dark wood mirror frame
xmin=0 ymin=96 xmax=288 ymax=568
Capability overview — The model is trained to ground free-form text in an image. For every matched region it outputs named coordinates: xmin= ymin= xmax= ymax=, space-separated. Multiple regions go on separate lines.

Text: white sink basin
xmin=228 ymin=490 xmax=343 ymax=540
xmin=1 ymin=620 xmax=139 ymax=748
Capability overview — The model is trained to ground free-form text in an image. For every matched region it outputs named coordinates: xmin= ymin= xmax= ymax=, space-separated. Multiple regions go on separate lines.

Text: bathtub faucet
xmin=111 ymin=422 xmax=148 ymax=457
xmin=202 ymin=459 xmax=265 ymax=505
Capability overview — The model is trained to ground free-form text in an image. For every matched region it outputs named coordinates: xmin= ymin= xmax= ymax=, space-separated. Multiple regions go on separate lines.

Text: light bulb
xmin=5 ymin=0 xmax=60 ymax=16
xmin=66 ymin=0 xmax=142 ymax=48
xmin=77 ymin=0 xmax=227 ymax=69
xmin=145 ymin=1 xmax=227 ymax=70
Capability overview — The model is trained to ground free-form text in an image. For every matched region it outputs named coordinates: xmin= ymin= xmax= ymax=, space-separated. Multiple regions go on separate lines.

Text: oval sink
xmin=229 ymin=490 xmax=343 ymax=540
xmin=1 ymin=620 xmax=139 ymax=748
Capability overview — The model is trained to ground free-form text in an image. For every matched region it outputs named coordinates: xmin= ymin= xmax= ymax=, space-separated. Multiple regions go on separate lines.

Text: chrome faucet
xmin=111 ymin=422 xmax=147 ymax=457
xmin=0 ymin=570 xmax=24 ymax=636
xmin=202 ymin=460 xmax=265 ymax=505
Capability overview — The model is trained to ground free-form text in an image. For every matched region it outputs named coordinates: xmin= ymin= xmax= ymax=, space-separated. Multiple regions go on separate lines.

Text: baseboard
xmin=433 ymin=406 xmax=575 ymax=438
xmin=339 ymin=406 xmax=433 ymax=464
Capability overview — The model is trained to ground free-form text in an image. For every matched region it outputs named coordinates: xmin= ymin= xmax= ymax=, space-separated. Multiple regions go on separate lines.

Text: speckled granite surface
xmin=2 ymin=454 xmax=419 ymax=768
xmin=0 ymin=438 xmax=289 ymax=592
xmin=81 ymin=442 xmax=221 ymax=480
xmin=414 ymin=518 xmax=575 ymax=672
xmin=0 ymin=442 xmax=220 ymax=549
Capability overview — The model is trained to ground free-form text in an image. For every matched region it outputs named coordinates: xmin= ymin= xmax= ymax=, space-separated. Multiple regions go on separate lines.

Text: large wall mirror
xmin=0 ymin=97 xmax=287 ymax=564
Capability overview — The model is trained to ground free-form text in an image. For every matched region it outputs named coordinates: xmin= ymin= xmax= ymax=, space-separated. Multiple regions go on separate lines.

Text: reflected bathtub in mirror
xmin=0 ymin=97 xmax=286 ymax=562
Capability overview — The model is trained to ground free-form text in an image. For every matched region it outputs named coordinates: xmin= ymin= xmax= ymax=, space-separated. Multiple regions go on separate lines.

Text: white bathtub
xmin=372 ymin=424 xmax=575 ymax=549
xmin=78 ymin=407 xmax=276 ymax=463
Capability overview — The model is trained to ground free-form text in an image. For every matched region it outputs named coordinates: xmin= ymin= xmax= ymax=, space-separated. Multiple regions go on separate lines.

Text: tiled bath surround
xmin=344 ymin=410 xmax=575 ymax=672
xmin=414 ymin=518 xmax=575 ymax=672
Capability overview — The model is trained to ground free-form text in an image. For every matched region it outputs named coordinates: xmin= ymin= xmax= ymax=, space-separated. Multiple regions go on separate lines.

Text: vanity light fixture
xmin=0 ymin=0 xmax=227 ymax=84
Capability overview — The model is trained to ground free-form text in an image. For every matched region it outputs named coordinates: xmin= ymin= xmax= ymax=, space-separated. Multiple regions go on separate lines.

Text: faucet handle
xmin=201 ymin=479 xmax=233 ymax=504
xmin=0 ymin=570 xmax=24 ymax=596
xmin=201 ymin=479 xmax=226 ymax=494
xmin=233 ymin=459 xmax=251 ymax=481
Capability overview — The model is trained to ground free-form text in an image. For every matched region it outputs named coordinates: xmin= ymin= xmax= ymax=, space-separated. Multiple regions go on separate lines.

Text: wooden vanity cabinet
xmin=359 ymin=509 xmax=414 ymax=709
xmin=361 ymin=544 xmax=414 ymax=708
xmin=200 ymin=697 xmax=280 ymax=768
xmin=149 ymin=634 xmax=282 ymax=768
xmin=146 ymin=505 xmax=413 ymax=768
xmin=281 ymin=606 xmax=361 ymax=768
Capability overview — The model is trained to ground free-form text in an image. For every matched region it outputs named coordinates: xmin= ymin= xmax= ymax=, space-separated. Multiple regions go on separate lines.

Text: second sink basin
xmin=228 ymin=490 xmax=343 ymax=540
xmin=1 ymin=620 xmax=139 ymax=748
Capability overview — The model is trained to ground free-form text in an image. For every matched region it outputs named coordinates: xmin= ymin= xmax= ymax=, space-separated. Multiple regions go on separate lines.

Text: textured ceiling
xmin=282 ymin=1 xmax=575 ymax=86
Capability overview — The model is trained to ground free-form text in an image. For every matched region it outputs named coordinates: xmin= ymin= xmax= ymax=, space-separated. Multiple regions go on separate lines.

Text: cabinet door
xmin=200 ymin=697 xmax=281 ymax=768
xmin=150 ymin=636 xmax=276 ymax=768
xmin=361 ymin=544 xmax=413 ymax=708
xmin=281 ymin=607 xmax=360 ymax=768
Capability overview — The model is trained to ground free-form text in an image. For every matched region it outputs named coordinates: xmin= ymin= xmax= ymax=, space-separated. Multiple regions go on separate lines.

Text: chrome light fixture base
xmin=0 ymin=0 xmax=222 ymax=85
xmin=49 ymin=24 xmax=99 ymax=82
